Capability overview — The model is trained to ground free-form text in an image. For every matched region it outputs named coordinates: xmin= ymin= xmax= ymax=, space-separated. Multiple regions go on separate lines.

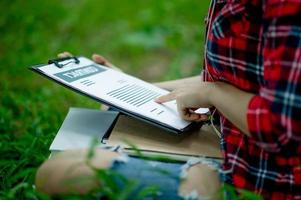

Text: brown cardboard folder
xmin=105 ymin=115 xmax=222 ymax=160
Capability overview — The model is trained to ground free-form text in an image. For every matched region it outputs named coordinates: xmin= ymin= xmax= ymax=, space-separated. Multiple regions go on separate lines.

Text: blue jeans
xmin=110 ymin=156 xmax=224 ymax=200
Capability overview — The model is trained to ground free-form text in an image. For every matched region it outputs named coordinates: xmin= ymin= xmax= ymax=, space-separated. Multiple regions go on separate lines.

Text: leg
xmin=179 ymin=163 xmax=221 ymax=199
xmin=36 ymin=150 xmax=222 ymax=199
xmin=35 ymin=149 xmax=119 ymax=195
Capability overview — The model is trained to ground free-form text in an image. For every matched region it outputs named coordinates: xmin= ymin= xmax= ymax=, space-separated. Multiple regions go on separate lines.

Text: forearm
xmin=154 ymin=76 xmax=202 ymax=91
xmin=209 ymin=82 xmax=254 ymax=136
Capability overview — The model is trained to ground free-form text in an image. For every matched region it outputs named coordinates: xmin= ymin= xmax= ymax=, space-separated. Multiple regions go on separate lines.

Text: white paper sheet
xmin=36 ymin=57 xmax=209 ymax=132
xmin=49 ymin=108 xmax=119 ymax=151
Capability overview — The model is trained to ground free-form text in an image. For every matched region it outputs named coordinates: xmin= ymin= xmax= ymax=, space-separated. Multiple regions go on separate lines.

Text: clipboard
xmin=30 ymin=56 xmax=209 ymax=134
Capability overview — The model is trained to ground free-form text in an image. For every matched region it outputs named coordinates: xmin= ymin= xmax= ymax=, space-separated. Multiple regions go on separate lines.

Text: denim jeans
xmin=110 ymin=156 xmax=223 ymax=200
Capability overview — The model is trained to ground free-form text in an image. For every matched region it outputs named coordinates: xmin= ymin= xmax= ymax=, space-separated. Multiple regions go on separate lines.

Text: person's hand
xmin=57 ymin=51 xmax=122 ymax=71
xmin=155 ymin=82 xmax=214 ymax=122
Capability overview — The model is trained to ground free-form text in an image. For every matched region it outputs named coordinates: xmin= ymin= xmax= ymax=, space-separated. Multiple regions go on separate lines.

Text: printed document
xmin=33 ymin=57 xmax=209 ymax=132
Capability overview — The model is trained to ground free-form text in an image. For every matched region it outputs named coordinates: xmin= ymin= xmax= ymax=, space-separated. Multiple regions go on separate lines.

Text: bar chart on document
xmin=35 ymin=57 xmax=209 ymax=131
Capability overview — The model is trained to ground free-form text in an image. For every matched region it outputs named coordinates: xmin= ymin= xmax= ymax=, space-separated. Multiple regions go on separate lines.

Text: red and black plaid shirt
xmin=203 ymin=0 xmax=301 ymax=199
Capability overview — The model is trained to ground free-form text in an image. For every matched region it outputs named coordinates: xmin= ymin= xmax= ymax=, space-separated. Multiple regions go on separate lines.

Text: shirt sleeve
xmin=247 ymin=0 xmax=301 ymax=152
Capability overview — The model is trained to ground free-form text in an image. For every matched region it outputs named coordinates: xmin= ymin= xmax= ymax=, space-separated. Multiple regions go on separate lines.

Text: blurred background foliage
xmin=0 ymin=0 xmax=209 ymax=199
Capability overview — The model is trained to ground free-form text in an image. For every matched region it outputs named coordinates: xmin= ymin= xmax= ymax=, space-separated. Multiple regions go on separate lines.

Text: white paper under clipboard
xmin=31 ymin=56 xmax=209 ymax=134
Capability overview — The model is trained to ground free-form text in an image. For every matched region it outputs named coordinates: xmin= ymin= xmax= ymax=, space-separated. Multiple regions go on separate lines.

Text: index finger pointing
xmin=155 ymin=92 xmax=176 ymax=104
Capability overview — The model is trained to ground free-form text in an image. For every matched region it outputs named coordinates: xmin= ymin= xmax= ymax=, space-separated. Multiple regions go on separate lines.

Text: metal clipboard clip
xmin=48 ymin=56 xmax=80 ymax=68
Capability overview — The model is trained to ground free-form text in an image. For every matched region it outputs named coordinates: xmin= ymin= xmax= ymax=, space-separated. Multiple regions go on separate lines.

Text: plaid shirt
xmin=203 ymin=0 xmax=301 ymax=199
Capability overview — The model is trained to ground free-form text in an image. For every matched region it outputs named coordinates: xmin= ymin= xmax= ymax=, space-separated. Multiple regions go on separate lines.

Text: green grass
xmin=0 ymin=0 xmax=210 ymax=199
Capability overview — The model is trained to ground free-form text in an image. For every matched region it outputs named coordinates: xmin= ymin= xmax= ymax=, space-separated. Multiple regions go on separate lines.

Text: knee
xmin=179 ymin=163 xmax=221 ymax=199
xmin=35 ymin=149 xmax=119 ymax=195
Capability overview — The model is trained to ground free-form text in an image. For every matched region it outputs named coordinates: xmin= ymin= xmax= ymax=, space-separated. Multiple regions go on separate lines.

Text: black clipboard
xmin=30 ymin=56 xmax=200 ymax=134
